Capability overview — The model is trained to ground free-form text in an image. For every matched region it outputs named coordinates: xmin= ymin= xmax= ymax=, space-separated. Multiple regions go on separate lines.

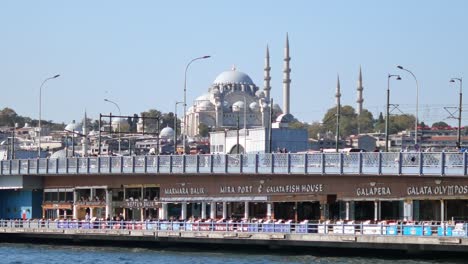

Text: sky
xmin=1 ymin=0 xmax=467 ymax=127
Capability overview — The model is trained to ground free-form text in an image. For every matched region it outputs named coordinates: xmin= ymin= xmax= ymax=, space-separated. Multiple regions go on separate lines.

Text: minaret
xmin=263 ymin=45 xmax=271 ymax=102
xmin=82 ymin=111 xmax=88 ymax=157
xmin=283 ymin=33 xmax=291 ymax=115
xmin=356 ymin=66 xmax=364 ymax=115
xmin=335 ymin=75 xmax=341 ymax=152
xmin=335 ymin=75 xmax=341 ymax=105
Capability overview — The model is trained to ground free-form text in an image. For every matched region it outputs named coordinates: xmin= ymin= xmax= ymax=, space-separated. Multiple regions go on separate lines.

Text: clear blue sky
xmin=1 ymin=0 xmax=467 ymax=127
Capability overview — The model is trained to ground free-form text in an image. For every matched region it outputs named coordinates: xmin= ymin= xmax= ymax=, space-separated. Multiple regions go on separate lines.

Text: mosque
xmin=185 ymin=34 xmax=365 ymax=154
xmin=184 ymin=35 xmax=292 ymax=138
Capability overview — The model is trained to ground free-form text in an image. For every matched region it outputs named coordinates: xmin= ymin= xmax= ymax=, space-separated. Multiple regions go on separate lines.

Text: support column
xmin=90 ymin=188 xmax=95 ymax=201
xmin=345 ymin=201 xmax=350 ymax=221
xmin=403 ymin=200 xmax=413 ymax=221
xmin=266 ymin=202 xmax=274 ymax=220
xmin=222 ymin=202 xmax=227 ymax=219
xmin=161 ymin=203 xmax=168 ymax=220
xmin=244 ymin=201 xmax=249 ymax=220
xmin=320 ymin=202 xmax=329 ymax=221
xmin=374 ymin=200 xmax=380 ymax=221
xmin=89 ymin=208 xmax=94 ymax=219
xmin=181 ymin=202 xmax=187 ymax=220
xmin=158 ymin=206 xmax=164 ymax=220
xmin=440 ymin=200 xmax=445 ymax=222
xmin=56 ymin=209 xmax=60 ymax=219
xmin=210 ymin=202 xmax=216 ymax=219
xmin=201 ymin=202 xmax=206 ymax=219
xmin=105 ymin=189 xmax=112 ymax=219
xmin=349 ymin=201 xmax=355 ymax=220
xmin=73 ymin=190 xmax=78 ymax=219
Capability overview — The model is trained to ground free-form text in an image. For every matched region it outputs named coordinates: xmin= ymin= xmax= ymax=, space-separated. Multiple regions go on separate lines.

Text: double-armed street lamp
xmin=397 ymin=65 xmax=419 ymax=147
xmin=182 ymin=55 xmax=211 ymax=154
xmin=385 ymin=74 xmax=401 ymax=152
xmin=104 ymin=98 xmax=121 ymax=154
xmin=450 ymin=78 xmax=463 ymax=148
xmin=38 ymin=74 xmax=60 ymax=157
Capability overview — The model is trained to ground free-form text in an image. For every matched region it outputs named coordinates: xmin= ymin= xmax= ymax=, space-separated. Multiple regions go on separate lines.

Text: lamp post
xmin=38 ymin=74 xmax=60 ymax=157
xmin=385 ymin=74 xmax=401 ymax=152
xmin=183 ymin=55 xmax=211 ymax=154
xmin=450 ymin=78 xmax=463 ymax=148
xmin=397 ymin=66 xmax=419 ymax=147
xmin=104 ymin=98 xmax=121 ymax=155
xmin=243 ymin=96 xmax=247 ymax=154
xmin=174 ymin=101 xmax=184 ymax=154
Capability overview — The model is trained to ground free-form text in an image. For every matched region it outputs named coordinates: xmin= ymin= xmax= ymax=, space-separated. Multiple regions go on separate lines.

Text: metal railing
xmin=1 ymin=219 xmax=466 ymax=238
xmin=0 ymin=152 xmax=467 ymax=176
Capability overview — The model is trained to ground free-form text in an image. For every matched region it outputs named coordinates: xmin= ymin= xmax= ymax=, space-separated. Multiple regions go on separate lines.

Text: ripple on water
xmin=0 ymin=243 xmax=465 ymax=264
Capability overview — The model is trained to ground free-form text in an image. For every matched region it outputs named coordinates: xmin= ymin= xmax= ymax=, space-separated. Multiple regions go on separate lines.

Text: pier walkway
xmin=0 ymin=219 xmax=467 ymax=253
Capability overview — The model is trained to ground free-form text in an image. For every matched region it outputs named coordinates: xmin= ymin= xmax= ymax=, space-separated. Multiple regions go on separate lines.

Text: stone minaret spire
xmin=263 ymin=45 xmax=271 ymax=101
xmin=335 ymin=75 xmax=341 ymax=152
xmin=356 ymin=66 xmax=364 ymax=115
xmin=336 ymin=75 xmax=341 ymax=105
xmin=283 ymin=33 xmax=291 ymax=115
xmin=82 ymin=110 xmax=88 ymax=157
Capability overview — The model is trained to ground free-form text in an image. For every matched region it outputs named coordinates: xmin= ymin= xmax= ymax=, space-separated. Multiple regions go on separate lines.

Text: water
xmin=0 ymin=243 xmax=463 ymax=264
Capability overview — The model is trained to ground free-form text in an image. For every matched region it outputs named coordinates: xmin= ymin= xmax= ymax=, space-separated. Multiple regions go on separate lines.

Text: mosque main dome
xmin=213 ymin=69 xmax=254 ymax=85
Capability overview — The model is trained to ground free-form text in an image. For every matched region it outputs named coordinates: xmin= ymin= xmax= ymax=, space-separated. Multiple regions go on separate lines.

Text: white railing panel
xmin=258 ymin=154 xmax=272 ymax=173
xmin=343 ymin=153 xmax=359 ymax=174
xmin=212 ymin=154 xmax=225 ymax=173
xmin=445 ymin=153 xmax=464 ymax=176
xmin=362 ymin=153 xmax=379 ymax=174
xmin=401 ymin=153 xmax=419 ymax=175
xmin=381 ymin=153 xmax=399 ymax=175
xmin=227 ymin=154 xmax=241 ymax=173
xmin=290 ymin=154 xmax=305 ymax=174
xmin=324 ymin=153 xmax=340 ymax=174
xmin=198 ymin=154 xmax=211 ymax=173
xmin=307 ymin=154 xmax=322 ymax=174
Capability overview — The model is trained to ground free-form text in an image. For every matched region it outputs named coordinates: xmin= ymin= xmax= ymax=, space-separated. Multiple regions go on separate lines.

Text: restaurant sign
xmin=125 ymin=200 xmax=159 ymax=209
xmin=219 ymin=183 xmax=324 ymax=195
xmin=407 ymin=185 xmax=468 ymax=196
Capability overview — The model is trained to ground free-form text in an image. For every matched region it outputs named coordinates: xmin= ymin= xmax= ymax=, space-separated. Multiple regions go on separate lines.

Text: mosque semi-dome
xmin=232 ymin=101 xmax=245 ymax=111
xmin=213 ymin=69 xmax=254 ymax=85
xmin=195 ymin=93 xmax=211 ymax=102
xmin=249 ymin=102 xmax=260 ymax=112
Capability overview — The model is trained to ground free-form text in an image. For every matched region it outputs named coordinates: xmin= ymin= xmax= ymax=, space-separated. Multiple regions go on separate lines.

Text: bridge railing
xmin=0 ymin=152 xmax=466 ymax=176
xmin=1 ymin=219 xmax=467 ymax=238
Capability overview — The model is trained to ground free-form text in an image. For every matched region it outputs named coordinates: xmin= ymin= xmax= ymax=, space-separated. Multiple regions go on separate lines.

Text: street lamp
xmin=38 ymin=74 xmax=60 ymax=157
xmin=397 ymin=65 xmax=419 ymax=147
xmin=243 ymin=96 xmax=247 ymax=154
xmin=174 ymin=101 xmax=184 ymax=154
xmin=385 ymin=74 xmax=401 ymax=152
xmin=183 ymin=55 xmax=211 ymax=154
xmin=450 ymin=78 xmax=463 ymax=148
xmin=104 ymin=98 xmax=121 ymax=155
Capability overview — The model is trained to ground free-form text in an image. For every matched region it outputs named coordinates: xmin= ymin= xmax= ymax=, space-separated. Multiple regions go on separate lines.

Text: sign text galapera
xmin=356 ymin=187 xmax=392 ymax=197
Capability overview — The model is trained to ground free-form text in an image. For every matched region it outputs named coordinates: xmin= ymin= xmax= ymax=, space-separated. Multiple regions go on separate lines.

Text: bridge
xmin=0 ymin=152 xmax=466 ymax=176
